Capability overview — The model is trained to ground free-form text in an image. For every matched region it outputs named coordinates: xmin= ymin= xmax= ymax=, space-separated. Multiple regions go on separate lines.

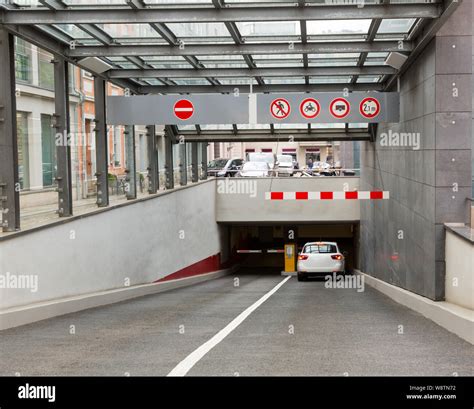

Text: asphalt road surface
xmin=1 ymin=269 xmax=472 ymax=376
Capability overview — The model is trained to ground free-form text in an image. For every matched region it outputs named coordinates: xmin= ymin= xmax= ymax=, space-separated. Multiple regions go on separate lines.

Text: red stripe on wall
xmin=155 ymin=253 xmax=221 ymax=283
xmin=271 ymin=192 xmax=284 ymax=200
xmin=320 ymin=192 xmax=333 ymax=200
xmin=345 ymin=191 xmax=358 ymax=200
xmin=370 ymin=191 xmax=383 ymax=200
xmin=295 ymin=192 xmax=308 ymax=200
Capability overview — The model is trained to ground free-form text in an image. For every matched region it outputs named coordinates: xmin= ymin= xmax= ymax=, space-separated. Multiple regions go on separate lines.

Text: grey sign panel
xmin=256 ymin=92 xmax=400 ymax=124
xmin=106 ymin=94 xmax=249 ymax=125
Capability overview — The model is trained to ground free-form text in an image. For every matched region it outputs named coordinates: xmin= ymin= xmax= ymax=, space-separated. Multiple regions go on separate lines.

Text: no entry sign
xmin=360 ymin=97 xmax=381 ymax=119
xmin=300 ymin=98 xmax=320 ymax=119
xmin=270 ymin=98 xmax=291 ymax=120
xmin=330 ymin=98 xmax=350 ymax=119
xmin=174 ymin=99 xmax=194 ymax=120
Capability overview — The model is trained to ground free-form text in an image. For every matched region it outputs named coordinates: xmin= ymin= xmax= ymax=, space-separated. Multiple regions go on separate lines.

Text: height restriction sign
xmin=270 ymin=98 xmax=291 ymax=120
xmin=299 ymin=98 xmax=320 ymax=119
xmin=359 ymin=97 xmax=381 ymax=119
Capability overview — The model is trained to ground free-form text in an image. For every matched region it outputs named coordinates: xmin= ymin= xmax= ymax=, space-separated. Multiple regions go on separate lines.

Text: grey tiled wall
xmin=359 ymin=1 xmax=472 ymax=301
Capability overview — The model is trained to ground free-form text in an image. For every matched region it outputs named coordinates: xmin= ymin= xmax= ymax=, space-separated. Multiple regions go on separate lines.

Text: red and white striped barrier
xmin=265 ymin=191 xmax=389 ymax=200
xmin=237 ymin=250 xmax=263 ymax=254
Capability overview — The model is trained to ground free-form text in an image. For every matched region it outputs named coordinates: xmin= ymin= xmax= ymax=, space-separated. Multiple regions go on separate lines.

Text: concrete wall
xmin=445 ymin=228 xmax=474 ymax=310
xmin=0 ymin=180 xmax=227 ymax=310
xmin=360 ymin=1 xmax=472 ymax=301
xmin=216 ymin=177 xmax=360 ymax=223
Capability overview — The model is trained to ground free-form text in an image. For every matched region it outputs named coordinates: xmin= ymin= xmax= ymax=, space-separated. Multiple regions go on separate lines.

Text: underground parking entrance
xmin=227 ymin=223 xmax=359 ymax=278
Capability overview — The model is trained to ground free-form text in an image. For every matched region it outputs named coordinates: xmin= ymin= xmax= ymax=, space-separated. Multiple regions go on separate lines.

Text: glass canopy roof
xmin=0 ymin=0 xmax=443 ymax=136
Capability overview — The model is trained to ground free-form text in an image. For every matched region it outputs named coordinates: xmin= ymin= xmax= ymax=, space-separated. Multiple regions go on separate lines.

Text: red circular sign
xmin=329 ymin=98 xmax=350 ymax=119
xmin=299 ymin=98 xmax=321 ymax=119
xmin=173 ymin=99 xmax=194 ymax=120
xmin=359 ymin=97 xmax=381 ymax=119
xmin=270 ymin=98 xmax=291 ymax=120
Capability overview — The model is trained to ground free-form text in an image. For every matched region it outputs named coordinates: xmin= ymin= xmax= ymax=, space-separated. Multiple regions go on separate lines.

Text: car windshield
xmin=248 ymin=153 xmax=274 ymax=164
xmin=208 ymin=159 xmax=228 ymax=169
xmin=303 ymin=244 xmax=337 ymax=254
xmin=243 ymin=162 xmax=268 ymax=171
xmin=277 ymin=155 xmax=293 ymax=164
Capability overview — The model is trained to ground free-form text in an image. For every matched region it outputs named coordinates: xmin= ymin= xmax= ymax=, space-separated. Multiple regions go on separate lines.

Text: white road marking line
xmin=167 ymin=276 xmax=292 ymax=376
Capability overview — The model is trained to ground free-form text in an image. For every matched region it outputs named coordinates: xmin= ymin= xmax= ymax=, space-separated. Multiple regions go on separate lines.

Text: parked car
xmin=207 ymin=158 xmax=243 ymax=177
xmin=297 ymin=241 xmax=345 ymax=281
xmin=247 ymin=152 xmax=278 ymax=176
xmin=237 ymin=161 xmax=271 ymax=177
xmin=276 ymin=155 xmax=294 ymax=177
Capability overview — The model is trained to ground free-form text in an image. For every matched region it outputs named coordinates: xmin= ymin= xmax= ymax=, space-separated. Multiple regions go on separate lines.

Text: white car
xmin=277 ymin=155 xmax=294 ymax=177
xmin=297 ymin=241 xmax=345 ymax=281
xmin=238 ymin=161 xmax=271 ymax=177
xmin=247 ymin=152 xmax=278 ymax=176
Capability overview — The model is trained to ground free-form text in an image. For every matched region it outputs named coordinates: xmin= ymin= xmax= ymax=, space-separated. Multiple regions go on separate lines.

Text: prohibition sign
xmin=299 ymin=98 xmax=321 ymax=119
xmin=270 ymin=98 xmax=291 ymax=120
xmin=329 ymin=98 xmax=350 ymax=119
xmin=174 ymin=99 xmax=194 ymax=120
xmin=359 ymin=97 xmax=381 ymax=119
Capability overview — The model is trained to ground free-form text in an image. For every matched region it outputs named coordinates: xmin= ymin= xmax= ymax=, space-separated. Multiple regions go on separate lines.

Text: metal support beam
xmin=190 ymin=142 xmax=199 ymax=183
xmin=108 ymin=66 xmax=396 ymax=79
xmin=138 ymin=83 xmax=384 ymax=94
xmin=146 ymin=125 xmax=159 ymax=193
xmin=124 ymin=125 xmax=137 ymax=199
xmin=164 ymin=126 xmax=174 ymax=189
xmin=0 ymin=29 xmax=20 ymax=231
xmin=67 ymin=41 xmax=411 ymax=58
xmin=179 ymin=141 xmax=187 ymax=186
xmin=2 ymin=5 xmax=440 ymax=24
xmin=53 ymin=55 xmax=73 ymax=217
xmin=200 ymin=143 xmax=208 ymax=180
xmin=93 ymin=76 xmax=109 ymax=207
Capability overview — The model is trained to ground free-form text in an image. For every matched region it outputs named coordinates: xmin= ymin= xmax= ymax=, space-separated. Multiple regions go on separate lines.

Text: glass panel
xmin=309 ymin=76 xmax=351 ymax=84
xmin=55 ymin=24 xmax=92 ymax=39
xmin=41 ymin=114 xmax=57 ymax=187
xmin=307 ymin=20 xmax=372 ymax=35
xmin=38 ymin=49 xmax=54 ymax=91
xmin=265 ymin=77 xmax=305 ymax=84
xmin=236 ymin=21 xmax=300 ymax=37
xmin=378 ymin=19 xmax=416 ymax=34
xmin=166 ymin=23 xmax=230 ymax=38
xmin=16 ymin=112 xmax=30 ymax=190
xmin=99 ymin=24 xmax=160 ymax=38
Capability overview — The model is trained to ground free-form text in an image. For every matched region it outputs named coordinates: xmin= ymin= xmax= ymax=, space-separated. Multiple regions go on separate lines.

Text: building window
xmin=113 ymin=126 xmax=121 ymax=167
xmin=17 ymin=112 xmax=30 ymax=190
xmin=15 ymin=38 xmax=31 ymax=84
xmin=41 ymin=114 xmax=57 ymax=187
xmin=38 ymin=49 xmax=54 ymax=90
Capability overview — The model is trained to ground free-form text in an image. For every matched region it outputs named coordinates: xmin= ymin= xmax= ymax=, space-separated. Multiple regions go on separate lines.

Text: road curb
xmin=0 ymin=265 xmax=239 ymax=331
xmin=357 ymin=270 xmax=474 ymax=344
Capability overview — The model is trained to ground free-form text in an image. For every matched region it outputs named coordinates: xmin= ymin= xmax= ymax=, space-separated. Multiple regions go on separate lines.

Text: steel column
xmin=146 ymin=125 xmax=159 ymax=193
xmin=190 ymin=142 xmax=199 ymax=183
xmin=93 ymin=76 xmax=109 ymax=207
xmin=179 ymin=141 xmax=187 ymax=186
xmin=124 ymin=125 xmax=137 ymax=199
xmin=164 ymin=126 xmax=174 ymax=189
xmin=200 ymin=142 xmax=208 ymax=180
xmin=0 ymin=29 xmax=20 ymax=232
xmin=53 ymin=55 xmax=73 ymax=217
